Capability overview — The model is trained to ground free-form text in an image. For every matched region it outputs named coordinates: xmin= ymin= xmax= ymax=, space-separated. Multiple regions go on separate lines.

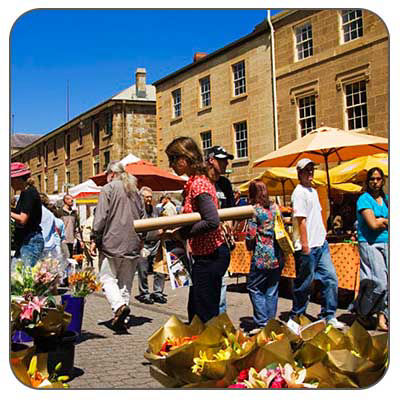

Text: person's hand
xmin=160 ymin=227 xmax=183 ymax=242
xmin=89 ymin=241 xmax=97 ymax=257
xmin=301 ymin=244 xmax=310 ymax=255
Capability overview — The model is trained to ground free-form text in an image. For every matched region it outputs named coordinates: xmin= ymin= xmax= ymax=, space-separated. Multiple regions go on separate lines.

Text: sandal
xmin=111 ymin=304 xmax=130 ymax=331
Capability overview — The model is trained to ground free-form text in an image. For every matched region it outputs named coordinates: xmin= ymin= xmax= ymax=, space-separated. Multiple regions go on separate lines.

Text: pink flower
xmin=19 ymin=303 xmax=35 ymax=321
xmin=237 ymin=368 xmax=250 ymax=382
xmin=228 ymin=383 xmax=247 ymax=389
xmin=270 ymin=381 xmax=284 ymax=388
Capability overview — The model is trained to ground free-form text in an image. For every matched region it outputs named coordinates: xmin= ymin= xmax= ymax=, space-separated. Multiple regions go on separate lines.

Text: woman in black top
xmin=11 ymin=162 xmax=44 ymax=266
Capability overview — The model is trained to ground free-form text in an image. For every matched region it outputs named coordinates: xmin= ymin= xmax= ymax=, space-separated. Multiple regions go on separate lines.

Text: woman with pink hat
xmin=10 ymin=162 xmax=44 ymax=266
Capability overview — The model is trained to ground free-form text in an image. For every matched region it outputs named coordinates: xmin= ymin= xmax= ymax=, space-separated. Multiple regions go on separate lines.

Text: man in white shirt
xmin=290 ymin=158 xmax=344 ymax=329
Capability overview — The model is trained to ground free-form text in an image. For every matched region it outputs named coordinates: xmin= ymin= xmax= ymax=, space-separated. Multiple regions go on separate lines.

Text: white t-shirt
xmin=291 ymin=184 xmax=326 ymax=251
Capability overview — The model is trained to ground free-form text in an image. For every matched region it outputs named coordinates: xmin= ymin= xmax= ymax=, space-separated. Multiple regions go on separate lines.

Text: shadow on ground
xmin=77 ymin=331 xmax=107 ymax=344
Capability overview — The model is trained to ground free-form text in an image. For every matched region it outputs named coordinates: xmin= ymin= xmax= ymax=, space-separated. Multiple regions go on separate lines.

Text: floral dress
xmin=246 ymin=204 xmax=280 ymax=270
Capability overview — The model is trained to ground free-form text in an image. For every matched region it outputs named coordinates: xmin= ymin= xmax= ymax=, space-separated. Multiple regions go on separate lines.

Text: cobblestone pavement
xmin=67 ymin=275 xmax=366 ymax=389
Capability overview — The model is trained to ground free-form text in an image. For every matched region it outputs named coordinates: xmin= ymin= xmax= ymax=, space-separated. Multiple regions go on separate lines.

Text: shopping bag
xmin=153 ymin=241 xmax=169 ymax=274
xmin=274 ymin=208 xmax=294 ymax=257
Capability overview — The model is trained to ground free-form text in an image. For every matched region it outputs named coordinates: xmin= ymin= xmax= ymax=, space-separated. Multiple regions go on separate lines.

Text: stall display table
xmin=229 ymin=242 xmax=360 ymax=293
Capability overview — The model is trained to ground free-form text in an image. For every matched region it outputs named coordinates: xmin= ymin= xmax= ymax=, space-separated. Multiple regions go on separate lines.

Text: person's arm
xmin=91 ymin=188 xmax=110 ymax=249
xmin=11 ymin=211 xmax=29 ymax=225
xmin=179 ymin=194 xmax=220 ymax=239
xmin=296 ymin=216 xmax=310 ymax=255
xmin=360 ymin=209 xmax=388 ymax=230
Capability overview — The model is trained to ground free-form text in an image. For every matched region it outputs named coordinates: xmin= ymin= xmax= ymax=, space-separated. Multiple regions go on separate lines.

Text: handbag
xmin=221 ymin=222 xmax=236 ymax=251
xmin=274 ymin=208 xmax=294 ymax=257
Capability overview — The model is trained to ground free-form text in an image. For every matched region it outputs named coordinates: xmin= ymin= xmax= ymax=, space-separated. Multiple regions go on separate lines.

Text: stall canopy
xmin=68 ymin=179 xmax=101 ymax=199
xmin=119 ymin=153 xmax=140 ymax=166
xmin=252 ymin=126 xmax=388 ymax=205
xmin=329 ymin=153 xmax=388 ymax=185
xmin=91 ymin=160 xmax=186 ymax=191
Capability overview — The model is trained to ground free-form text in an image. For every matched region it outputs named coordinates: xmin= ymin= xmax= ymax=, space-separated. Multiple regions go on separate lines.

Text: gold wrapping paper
xmin=134 ymin=205 xmax=255 ymax=233
xmin=30 ymin=306 xmax=72 ymax=338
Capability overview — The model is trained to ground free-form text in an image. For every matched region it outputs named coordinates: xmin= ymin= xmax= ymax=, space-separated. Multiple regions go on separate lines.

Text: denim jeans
xmin=247 ymin=264 xmax=282 ymax=327
xmin=188 ymin=244 xmax=230 ymax=323
xmin=291 ymin=240 xmax=338 ymax=320
xmin=17 ymin=231 xmax=44 ymax=267
xmin=351 ymin=242 xmax=388 ymax=318
xmin=219 ymin=271 xmax=228 ymax=314
xmin=137 ymin=254 xmax=165 ymax=296
xmin=99 ymin=254 xmax=139 ymax=314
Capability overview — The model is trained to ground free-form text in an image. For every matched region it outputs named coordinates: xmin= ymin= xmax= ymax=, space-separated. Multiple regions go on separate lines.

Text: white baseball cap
xmin=296 ymin=158 xmax=315 ymax=171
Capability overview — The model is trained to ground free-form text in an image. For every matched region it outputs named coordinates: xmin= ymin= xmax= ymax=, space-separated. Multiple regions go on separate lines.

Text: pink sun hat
xmin=11 ymin=162 xmax=31 ymax=178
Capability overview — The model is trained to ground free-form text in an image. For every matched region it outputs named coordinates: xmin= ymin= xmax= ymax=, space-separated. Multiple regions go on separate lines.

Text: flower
xmin=68 ymin=270 xmax=102 ymax=297
xmin=237 ymin=368 xmax=250 ymax=382
xmin=228 ymin=383 xmax=247 ymax=388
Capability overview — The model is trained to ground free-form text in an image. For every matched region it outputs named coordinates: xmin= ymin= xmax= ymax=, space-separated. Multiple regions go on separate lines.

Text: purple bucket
xmin=12 ymin=330 xmax=33 ymax=343
xmin=61 ymin=294 xmax=85 ymax=335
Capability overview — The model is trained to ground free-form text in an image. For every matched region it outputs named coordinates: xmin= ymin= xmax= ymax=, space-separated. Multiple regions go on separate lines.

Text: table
xmin=228 ymin=242 xmax=360 ymax=292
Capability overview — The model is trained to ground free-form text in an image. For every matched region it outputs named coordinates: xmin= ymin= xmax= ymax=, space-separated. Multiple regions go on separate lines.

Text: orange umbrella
xmin=252 ymin=126 xmax=388 ymax=204
xmin=91 ymin=160 xmax=186 ymax=191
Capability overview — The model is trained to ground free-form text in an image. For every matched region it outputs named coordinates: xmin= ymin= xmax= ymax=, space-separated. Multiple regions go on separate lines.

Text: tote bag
xmin=274 ymin=208 xmax=294 ymax=257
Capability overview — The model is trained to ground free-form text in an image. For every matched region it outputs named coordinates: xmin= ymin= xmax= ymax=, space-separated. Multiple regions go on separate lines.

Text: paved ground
xmin=65 ymin=275 xmax=365 ymax=389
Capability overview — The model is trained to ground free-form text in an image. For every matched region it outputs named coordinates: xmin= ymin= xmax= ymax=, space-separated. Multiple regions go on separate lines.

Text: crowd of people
xmin=10 ymin=141 xmax=389 ymax=334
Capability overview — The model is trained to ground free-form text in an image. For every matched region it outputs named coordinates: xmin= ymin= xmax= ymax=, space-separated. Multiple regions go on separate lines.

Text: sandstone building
xmin=11 ymin=68 xmax=156 ymax=194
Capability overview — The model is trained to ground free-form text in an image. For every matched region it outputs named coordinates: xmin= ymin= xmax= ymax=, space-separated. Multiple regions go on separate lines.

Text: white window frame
xmin=172 ymin=88 xmax=182 ymax=118
xmin=298 ymin=94 xmax=316 ymax=137
xmin=200 ymin=131 xmax=212 ymax=154
xmin=341 ymin=10 xmax=363 ymax=43
xmin=295 ymin=22 xmax=313 ymax=61
xmin=344 ymin=80 xmax=368 ymax=130
xmin=232 ymin=61 xmax=246 ymax=97
xmin=199 ymin=76 xmax=211 ymax=108
xmin=234 ymin=121 xmax=248 ymax=159
xmin=54 ymin=169 xmax=58 ymax=192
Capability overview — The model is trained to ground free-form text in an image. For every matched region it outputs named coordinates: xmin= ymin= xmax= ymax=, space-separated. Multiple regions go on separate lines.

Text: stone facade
xmin=11 ymin=70 xmax=156 ymax=194
xmin=273 ymin=9 xmax=389 ymax=147
xmin=154 ymin=25 xmax=275 ymax=186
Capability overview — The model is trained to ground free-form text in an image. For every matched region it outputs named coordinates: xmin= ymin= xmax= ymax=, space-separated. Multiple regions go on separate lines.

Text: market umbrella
xmin=328 ymin=153 xmax=388 ymax=185
xmin=238 ymin=167 xmax=361 ymax=204
xmin=91 ymin=160 xmax=186 ymax=191
xmin=252 ymin=126 xmax=388 ymax=205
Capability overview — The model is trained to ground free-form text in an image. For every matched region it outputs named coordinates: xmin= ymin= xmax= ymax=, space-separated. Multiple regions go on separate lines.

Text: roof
xmin=112 ymin=84 xmax=156 ymax=101
xmin=11 ymin=133 xmax=43 ymax=148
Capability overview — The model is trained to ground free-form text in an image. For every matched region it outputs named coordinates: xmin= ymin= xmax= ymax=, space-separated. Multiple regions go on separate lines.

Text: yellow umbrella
xmin=329 ymin=153 xmax=388 ymax=185
xmin=239 ymin=167 xmax=361 ymax=203
xmin=252 ymin=126 xmax=387 ymax=204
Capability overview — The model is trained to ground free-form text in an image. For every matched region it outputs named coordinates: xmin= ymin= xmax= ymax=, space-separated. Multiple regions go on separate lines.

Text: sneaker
xmin=136 ymin=294 xmax=154 ymax=304
xmin=151 ymin=293 xmax=167 ymax=304
xmin=248 ymin=327 xmax=262 ymax=336
xmin=111 ymin=305 xmax=131 ymax=331
xmin=326 ymin=317 xmax=345 ymax=330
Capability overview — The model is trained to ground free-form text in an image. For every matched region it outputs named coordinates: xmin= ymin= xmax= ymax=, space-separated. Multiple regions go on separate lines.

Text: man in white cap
xmin=289 ymin=158 xmax=344 ymax=329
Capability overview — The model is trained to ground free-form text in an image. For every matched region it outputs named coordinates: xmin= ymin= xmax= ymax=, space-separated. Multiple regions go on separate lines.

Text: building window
xmin=295 ymin=23 xmax=313 ymax=61
xmin=54 ymin=169 xmax=58 ymax=193
xmin=232 ymin=61 xmax=246 ymax=96
xmin=44 ymin=177 xmax=48 ymax=193
xmin=298 ymin=95 xmax=316 ymax=137
xmin=78 ymin=160 xmax=83 ymax=184
xmin=103 ymin=150 xmax=110 ymax=170
xmin=53 ymin=139 xmax=57 ymax=157
xmin=106 ymin=113 xmax=113 ymax=136
xmin=172 ymin=89 xmax=182 ymax=118
xmin=200 ymin=77 xmax=211 ymax=108
xmin=234 ymin=121 xmax=248 ymax=159
xmin=201 ymin=131 xmax=212 ymax=154
xmin=345 ymin=80 xmax=368 ymax=130
xmin=45 ymin=143 xmax=49 ymax=166
xmin=93 ymin=160 xmax=100 ymax=175
xmin=65 ymin=135 xmax=70 ymax=159
xmin=78 ymin=126 xmax=83 ymax=146
xmin=66 ymin=170 xmax=70 ymax=184
xmin=341 ymin=10 xmax=363 ymax=43
xmin=37 ymin=174 xmax=41 ymax=191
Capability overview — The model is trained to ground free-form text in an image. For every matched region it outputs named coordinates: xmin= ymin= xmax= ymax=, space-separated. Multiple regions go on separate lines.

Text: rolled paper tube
xmin=133 ymin=205 xmax=255 ymax=233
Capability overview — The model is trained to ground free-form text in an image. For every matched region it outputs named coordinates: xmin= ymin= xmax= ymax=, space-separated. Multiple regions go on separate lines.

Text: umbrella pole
xmin=281 ymin=180 xmax=286 ymax=206
xmin=324 ymin=154 xmax=333 ymax=226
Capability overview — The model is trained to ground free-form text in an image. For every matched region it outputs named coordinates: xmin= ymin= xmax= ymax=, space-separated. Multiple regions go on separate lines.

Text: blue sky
xmin=11 ymin=9 xmax=280 ymax=135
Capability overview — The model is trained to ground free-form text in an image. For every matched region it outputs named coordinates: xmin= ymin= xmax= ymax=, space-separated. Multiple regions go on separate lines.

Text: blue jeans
xmin=137 ymin=254 xmax=165 ymax=296
xmin=247 ymin=264 xmax=282 ymax=327
xmin=291 ymin=240 xmax=338 ymax=320
xmin=17 ymin=231 xmax=44 ymax=267
xmin=188 ymin=244 xmax=230 ymax=323
xmin=219 ymin=271 xmax=228 ymax=314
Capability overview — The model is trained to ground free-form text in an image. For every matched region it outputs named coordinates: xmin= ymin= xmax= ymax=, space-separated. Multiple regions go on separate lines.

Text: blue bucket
xmin=12 ymin=330 xmax=33 ymax=343
xmin=61 ymin=294 xmax=85 ymax=335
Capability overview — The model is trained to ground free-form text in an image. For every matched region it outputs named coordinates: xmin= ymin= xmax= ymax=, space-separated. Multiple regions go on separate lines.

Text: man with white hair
xmin=91 ymin=161 xmax=145 ymax=331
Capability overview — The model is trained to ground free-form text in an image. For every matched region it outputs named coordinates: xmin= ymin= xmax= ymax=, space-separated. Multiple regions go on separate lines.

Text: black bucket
xmin=34 ymin=330 xmax=77 ymax=376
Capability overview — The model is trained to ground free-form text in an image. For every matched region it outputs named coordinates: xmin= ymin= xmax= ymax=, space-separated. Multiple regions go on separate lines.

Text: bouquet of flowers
xmin=67 ymin=269 xmax=102 ymax=297
xmin=11 ymin=258 xmax=64 ymax=304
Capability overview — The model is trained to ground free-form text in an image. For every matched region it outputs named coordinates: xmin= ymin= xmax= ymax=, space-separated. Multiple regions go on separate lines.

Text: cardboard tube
xmin=133 ymin=205 xmax=255 ymax=233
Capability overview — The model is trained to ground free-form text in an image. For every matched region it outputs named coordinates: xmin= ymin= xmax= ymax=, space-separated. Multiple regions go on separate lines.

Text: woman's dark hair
xmin=365 ymin=167 xmax=386 ymax=199
xmin=165 ymin=136 xmax=208 ymax=176
xmin=248 ymin=180 xmax=270 ymax=208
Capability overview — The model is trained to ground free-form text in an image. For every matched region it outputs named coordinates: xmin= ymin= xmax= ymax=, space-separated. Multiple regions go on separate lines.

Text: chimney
xmin=135 ymin=68 xmax=146 ymax=98
xmin=193 ymin=52 xmax=207 ymax=62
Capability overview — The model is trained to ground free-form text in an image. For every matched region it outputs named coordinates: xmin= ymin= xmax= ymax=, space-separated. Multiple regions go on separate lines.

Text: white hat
xmin=296 ymin=158 xmax=315 ymax=170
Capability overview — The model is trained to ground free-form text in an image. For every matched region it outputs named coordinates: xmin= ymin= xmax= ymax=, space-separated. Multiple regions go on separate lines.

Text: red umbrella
xmin=90 ymin=160 xmax=186 ymax=191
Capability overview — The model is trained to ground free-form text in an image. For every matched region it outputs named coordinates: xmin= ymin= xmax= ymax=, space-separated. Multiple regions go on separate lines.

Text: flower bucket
xmin=34 ymin=330 xmax=78 ymax=376
xmin=61 ymin=294 xmax=85 ymax=335
xmin=12 ymin=330 xmax=33 ymax=344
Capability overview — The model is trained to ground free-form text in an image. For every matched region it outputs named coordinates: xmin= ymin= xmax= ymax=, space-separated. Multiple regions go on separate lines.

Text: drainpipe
xmin=267 ymin=10 xmax=279 ymax=150
xmin=122 ymin=101 xmax=126 ymax=159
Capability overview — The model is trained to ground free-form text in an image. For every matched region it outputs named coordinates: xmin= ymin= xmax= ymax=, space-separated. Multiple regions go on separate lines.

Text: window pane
xmin=298 ymin=95 xmax=316 ymax=137
xmin=342 ymin=10 xmax=363 ymax=42
xmin=234 ymin=121 xmax=248 ymax=158
xmin=345 ymin=80 xmax=368 ymax=130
